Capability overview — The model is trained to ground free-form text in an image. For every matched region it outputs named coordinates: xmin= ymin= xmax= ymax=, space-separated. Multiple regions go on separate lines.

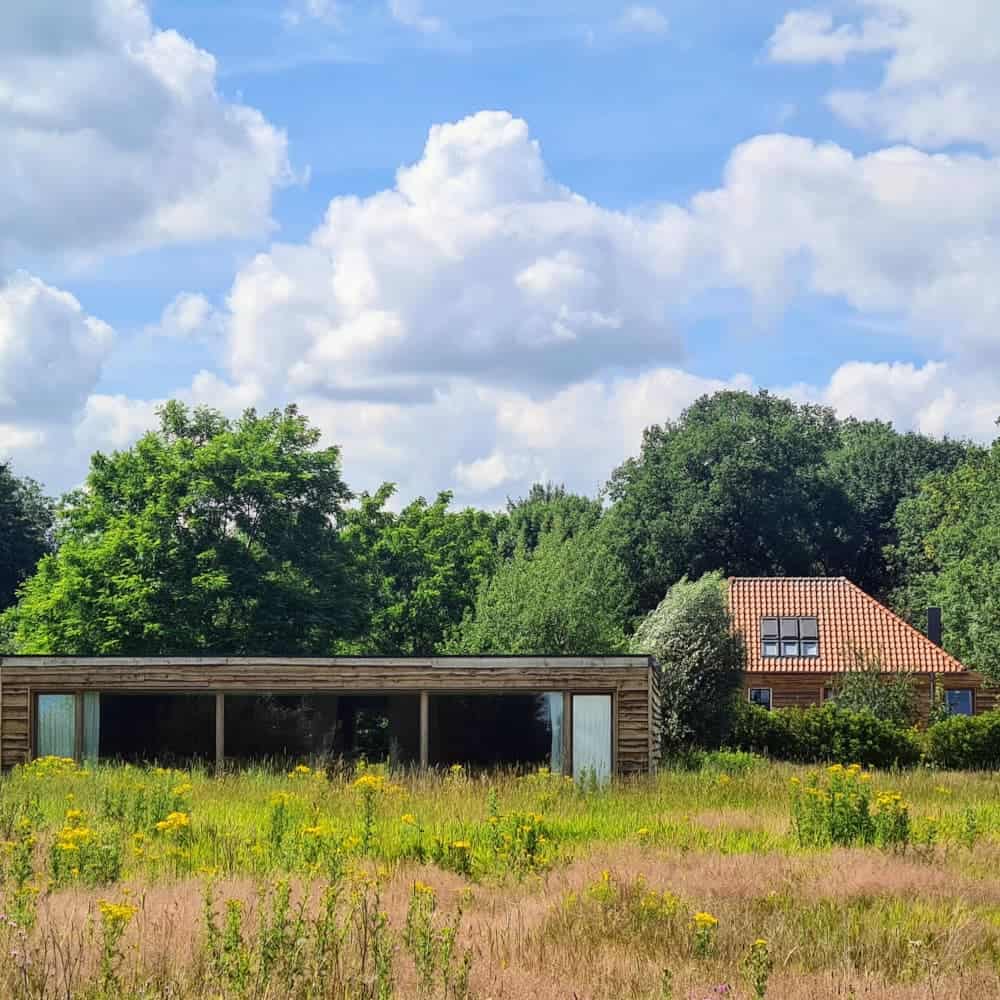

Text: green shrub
xmin=925 ymin=710 xmax=1000 ymax=770
xmin=731 ymin=703 xmax=922 ymax=769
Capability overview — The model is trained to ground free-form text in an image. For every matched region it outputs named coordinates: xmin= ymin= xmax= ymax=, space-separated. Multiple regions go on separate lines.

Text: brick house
xmin=729 ymin=577 xmax=995 ymax=719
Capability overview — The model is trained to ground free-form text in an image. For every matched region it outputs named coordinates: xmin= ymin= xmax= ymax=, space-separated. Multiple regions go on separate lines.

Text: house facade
xmin=0 ymin=655 xmax=661 ymax=777
xmin=729 ymin=577 xmax=994 ymax=718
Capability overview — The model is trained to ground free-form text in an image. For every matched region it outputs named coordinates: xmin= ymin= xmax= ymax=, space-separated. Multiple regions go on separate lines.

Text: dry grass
xmin=5 ymin=756 xmax=1000 ymax=997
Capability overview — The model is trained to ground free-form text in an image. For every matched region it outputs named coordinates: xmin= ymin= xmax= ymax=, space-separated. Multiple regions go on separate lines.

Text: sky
xmin=3 ymin=0 xmax=1000 ymax=511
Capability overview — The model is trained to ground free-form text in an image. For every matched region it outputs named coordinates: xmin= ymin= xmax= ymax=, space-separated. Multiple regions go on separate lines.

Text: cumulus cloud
xmin=690 ymin=134 xmax=1000 ymax=357
xmin=0 ymin=0 xmax=291 ymax=258
xmin=784 ymin=360 xmax=1000 ymax=443
xmin=768 ymin=2 xmax=1000 ymax=150
xmin=150 ymin=292 xmax=224 ymax=339
xmin=225 ymin=111 xmax=703 ymax=402
xmin=616 ymin=5 xmax=669 ymax=37
xmin=0 ymin=272 xmax=114 ymax=423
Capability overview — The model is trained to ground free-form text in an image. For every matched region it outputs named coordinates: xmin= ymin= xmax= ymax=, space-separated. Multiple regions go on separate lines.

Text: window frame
xmin=761 ymin=617 xmax=820 ymax=659
xmin=748 ymin=687 xmax=773 ymax=711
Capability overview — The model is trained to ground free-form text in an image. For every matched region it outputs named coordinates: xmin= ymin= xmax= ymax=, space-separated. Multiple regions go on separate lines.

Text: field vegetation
xmin=5 ymin=753 xmax=1000 ymax=999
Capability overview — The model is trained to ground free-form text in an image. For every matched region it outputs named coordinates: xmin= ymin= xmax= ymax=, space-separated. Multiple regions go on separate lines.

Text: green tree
xmin=890 ymin=435 xmax=1000 ymax=682
xmin=339 ymin=484 xmax=498 ymax=655
xmin=629 ymin=572 xmax=745 ymax=753
xmin=493 ymin=482 xmax=602 ymax=560
xmin=0 ymin=461 xmax=54 ymax=611
xmin=5 ymin=401 xmax=360 ymax=654
xmin=444 ymin=523 xmax=632 ymax=655
xmin=606 ymin=390 xmax=846 ymax=613
xmin=827 ymin=649 xmax=918 ymax=727
xmin=825 ymin=418 xmax=974 ymax=599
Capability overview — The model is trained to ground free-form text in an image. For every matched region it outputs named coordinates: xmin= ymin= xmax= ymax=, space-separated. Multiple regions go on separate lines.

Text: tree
xmin=890 ymin=436 xmax=1000 ymax=683
xmin=824 ymin=418 xmax=975 ymax=599
xmin=606 ymin=390 xmax=846 ymax=613
xmin=493 ymin=482 xmax=603 ymax=560
xmin=338 ymin=484 xmax=498 ymax=655
xmin=0 ymin=461 xmax=54 ymax=611
xmin=5 ymin=401 xmax=361 ymax=654
xmin=828 ymin=649 xmax=918 ymax=727
xmin=444 ymin=523 xmax=632 ymax=655
xmin=629 ymin=572 xmax=745 ymax=753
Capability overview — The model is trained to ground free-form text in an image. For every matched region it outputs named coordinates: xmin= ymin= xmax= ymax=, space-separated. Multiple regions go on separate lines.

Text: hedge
xmin=730 ymin=702 xmax=1000 ymax=770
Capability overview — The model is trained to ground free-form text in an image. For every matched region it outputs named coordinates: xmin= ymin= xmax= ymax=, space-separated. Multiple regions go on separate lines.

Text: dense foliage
xmin=629 ymin=572 xmax=745 ymax=753
xmin=826 ymin=652 xmax=918 ymax=727
xmin=0 ymin=461 xmax=54 ymax=613
xmin=731 ymin=703 xmax=923 ymax=769
xmin=444 ymin=523 xmax=632 ymax=654
xmin=891 ymin=437 xmax=1000 ymax=683
xmin=3 ymin=403 xmax=361 ymax=654
xmin=338 ymin=484 xmax=498 ymax=655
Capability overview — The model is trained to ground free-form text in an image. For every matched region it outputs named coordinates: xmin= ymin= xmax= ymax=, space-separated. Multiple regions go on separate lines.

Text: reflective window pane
xmin=37 ymin=694 xmax=76 ymax=759
xmin=946 ymin=689 xmax=974 ymax=716
xmin=782 ymin=640 xmax=800 ymax=657
xmin=572 ymin=694 xmax=611 ymax=783
xmin=762 ymin=640 xmax=780 ymax=658
xmin=749 ymin=688 xmax=772 ymax=710
xmin=801 ymin=640 xmax=819 ymax=657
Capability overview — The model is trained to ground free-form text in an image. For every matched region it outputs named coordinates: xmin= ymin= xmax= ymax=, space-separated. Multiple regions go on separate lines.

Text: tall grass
xmin=4 ymin=754 xmax=1000 ymax=997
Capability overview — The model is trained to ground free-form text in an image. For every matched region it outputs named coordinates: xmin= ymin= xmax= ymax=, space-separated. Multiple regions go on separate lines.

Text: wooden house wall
xmin=0 ymin=657 xmax=656 ymax=774
xmin=743 ymin=670 xmax=998 ymax=718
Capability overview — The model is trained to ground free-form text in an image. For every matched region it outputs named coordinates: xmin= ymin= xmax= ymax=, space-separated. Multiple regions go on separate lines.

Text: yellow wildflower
xmin=692 ymin=911 xmax=719 ymax=929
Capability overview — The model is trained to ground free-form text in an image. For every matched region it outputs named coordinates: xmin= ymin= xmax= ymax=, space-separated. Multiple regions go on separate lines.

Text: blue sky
xmin=2 ymin=0 xmax=999 ymax=509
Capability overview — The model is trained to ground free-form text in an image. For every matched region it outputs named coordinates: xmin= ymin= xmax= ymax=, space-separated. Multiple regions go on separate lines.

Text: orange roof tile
xmin=728 ymin=577 xmax=968 ymax=674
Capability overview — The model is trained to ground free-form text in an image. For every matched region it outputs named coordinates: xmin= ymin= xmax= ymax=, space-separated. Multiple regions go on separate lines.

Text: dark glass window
xmin=761 ymin=617 xmax=819 ymax=657
xmin=749 ymin=688 xmax=772 ymax=710
xmin=946 ymin=689 xmax=974 ymax=716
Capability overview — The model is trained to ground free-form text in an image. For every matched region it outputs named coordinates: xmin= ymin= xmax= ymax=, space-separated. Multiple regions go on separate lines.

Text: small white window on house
xmin=946 ymin=689 xmax=974 ymax=716
xmin=749 ymin=687 xmax=772 ymax=711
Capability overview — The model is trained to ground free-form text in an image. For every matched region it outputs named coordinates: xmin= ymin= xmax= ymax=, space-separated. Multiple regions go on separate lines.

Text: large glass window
xmin=98 ymin=694 xmax=215 ymax=764
xmin=572 ymin=694 xmax=612 ymax=783
xmin=428 ymin=693 xmax=563 ymax=772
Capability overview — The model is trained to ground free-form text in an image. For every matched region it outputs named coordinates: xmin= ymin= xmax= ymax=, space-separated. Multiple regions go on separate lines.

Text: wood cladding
xmin=0 ymin=656 xmax=659 ymax=775
xmin=743 ymin=670 xmax=998 ymax=717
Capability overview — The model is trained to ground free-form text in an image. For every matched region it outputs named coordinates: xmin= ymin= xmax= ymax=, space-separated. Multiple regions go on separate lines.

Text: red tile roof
xmin=728 ymin=577 xmax=968 ymax=674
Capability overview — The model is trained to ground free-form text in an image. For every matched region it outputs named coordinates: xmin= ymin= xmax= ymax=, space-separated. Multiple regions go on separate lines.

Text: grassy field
xmin=3 ymin=753 xmax=1000 ymax=999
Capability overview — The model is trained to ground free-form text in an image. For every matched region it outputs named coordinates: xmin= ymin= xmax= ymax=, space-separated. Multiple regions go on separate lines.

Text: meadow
xmin=3 ymin=754 xmax=1000 ymax=999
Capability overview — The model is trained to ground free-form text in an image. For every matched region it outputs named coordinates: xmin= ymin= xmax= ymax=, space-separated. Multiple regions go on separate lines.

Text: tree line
xmin=1 ymin=390 xmax=997 ymax=684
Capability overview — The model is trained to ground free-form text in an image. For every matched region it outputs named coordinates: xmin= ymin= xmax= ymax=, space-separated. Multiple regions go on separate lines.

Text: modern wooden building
xmin=729 ymin=577 xmax=994 ymax=717
xmin=0 ymin=655 xmax=661 ymax=777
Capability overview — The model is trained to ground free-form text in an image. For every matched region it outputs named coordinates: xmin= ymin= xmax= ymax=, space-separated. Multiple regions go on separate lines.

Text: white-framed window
xmin=761 ymin=617 xmax=819 ymax=658
xmin=748 ymin=687 xmax=772 ymax=711
xmin=945 ymin=688 xmax=974 ymax=716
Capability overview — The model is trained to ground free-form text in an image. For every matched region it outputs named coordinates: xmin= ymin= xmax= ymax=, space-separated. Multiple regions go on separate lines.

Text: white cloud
xmin=616 ymin=5 xmax=669 ymax=37
xmin=225 ymin=111 xmax=702 ymax=402
xmin=784 ymin=360 xmax=1000 ymax=442
xmin=151 ymin=292 xmax=224 ymax=339
xmin=768 ymin=2 xmax=1000 ymax=150
xmin=0 ymin=0 xmax=291 ymax=259
xmin=690 ymin=134 xmax=1000 ymax=356
xmin=389 ymin=0 xmax=444 ymax=34
xmin=0 ymin=272 xmax=113 ymax=423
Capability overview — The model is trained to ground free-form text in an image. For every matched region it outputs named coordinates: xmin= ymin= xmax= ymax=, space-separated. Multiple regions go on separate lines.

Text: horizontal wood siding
xmin=744 ymin=670 xmax=999 ymax=719
xmin=0 ymin=657 xmax=654 ymax=775
xmin=1 ymin=685 xmax=29 ymax=768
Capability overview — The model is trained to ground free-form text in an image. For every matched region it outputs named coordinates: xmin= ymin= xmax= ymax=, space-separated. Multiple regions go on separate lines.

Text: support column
xmin=419 ymin=691 xmax=429 ymax=769
xmin=215 ymin=693 xmax=225 ymax=774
